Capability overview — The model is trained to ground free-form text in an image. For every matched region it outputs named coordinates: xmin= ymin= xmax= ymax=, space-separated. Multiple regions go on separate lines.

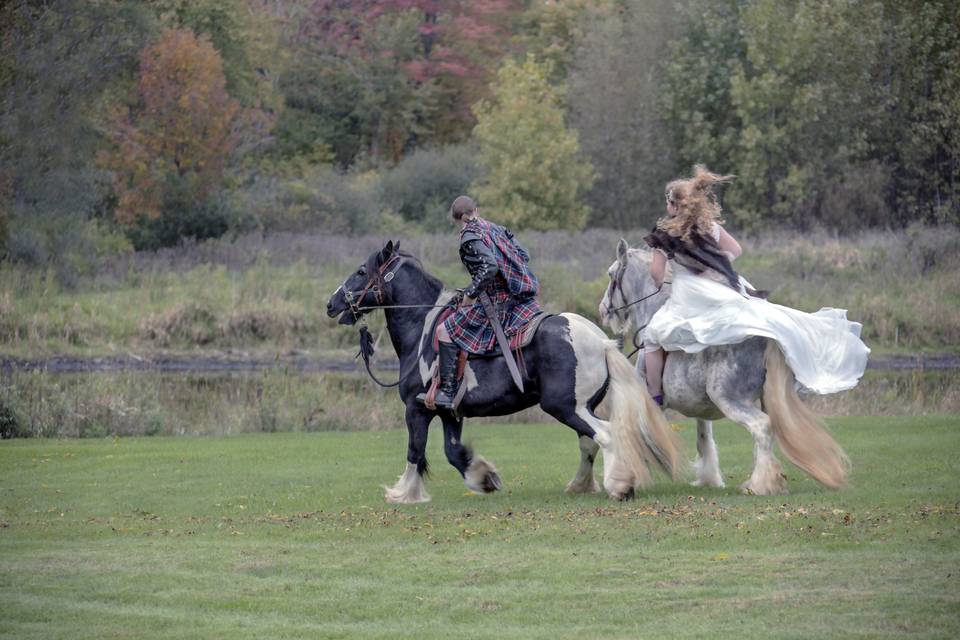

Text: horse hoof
xmin=482 ymin=471 xmax=502 ymax=493
xmin=465 ymin=455 xmax=501 ymax=494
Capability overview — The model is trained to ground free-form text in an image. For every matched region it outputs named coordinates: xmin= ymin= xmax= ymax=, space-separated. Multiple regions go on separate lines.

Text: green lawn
xmin=1 ymin=416 xmax=958 ymax=639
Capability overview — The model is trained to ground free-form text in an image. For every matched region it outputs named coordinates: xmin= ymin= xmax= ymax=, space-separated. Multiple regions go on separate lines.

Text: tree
xmin=725 ymin=0 xmax=891 ymax=230
xmin=0 ymin=0 xmax=153 ymax=263
xmin=281 ymin=0 xmax=522 ymax=166
xmin=100 ymin=28 xmax=239 ymax=233
xmin=568 ymin=0 xmax=678 ymax=229
xmin=471 ymin=55 xmax=595 ymax=231
xmin=881 ymin=0 xmax=960 ymax=225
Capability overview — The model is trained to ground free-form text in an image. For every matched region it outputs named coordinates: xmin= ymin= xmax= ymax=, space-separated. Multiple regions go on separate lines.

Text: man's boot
xmin=417 ymin=342 xmax=460 ymax=409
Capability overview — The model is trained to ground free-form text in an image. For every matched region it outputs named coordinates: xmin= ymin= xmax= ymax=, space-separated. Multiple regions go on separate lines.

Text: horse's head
xmin=598 ymin=238 xmax=668 ymax=335
xmin=326 ymin=240 xmax=403 ymax=325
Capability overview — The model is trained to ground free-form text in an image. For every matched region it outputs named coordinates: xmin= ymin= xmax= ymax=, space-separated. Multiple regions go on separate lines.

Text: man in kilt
xmin=419 ymin=195 xmax=542 ymax=409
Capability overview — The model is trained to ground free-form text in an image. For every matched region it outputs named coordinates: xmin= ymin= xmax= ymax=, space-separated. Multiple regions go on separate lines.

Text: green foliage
xmin=568 ymin=0 xmax=678 ymax=229
xmin=881 ymin=0 xmax=960 ymax=225
xmin=726 ymin=0 xmax=890 ymax=230
xmin=281 ymin=7 xmax=438 ymax=167
xmin=0 ymin=0 xmax=153 ymax=265
xmin=123 ymin=186 xmax=234 ymax=252
xmin=472 ymin=56 xmax=595 ymax=231
xmin=234 ymin=165 xmax=380 ymax=234
xmin=513 ymin=0 xmax=613 ymax=84
xmin=147 ymin=0 xmax=279 ymax=109
xmin=378 ymin=145 xmax=483 ymax=227
xmin=661 ymin=0 xmax=745 ymax=177
xmin=659 ymin=0 xmax=960 ymax=231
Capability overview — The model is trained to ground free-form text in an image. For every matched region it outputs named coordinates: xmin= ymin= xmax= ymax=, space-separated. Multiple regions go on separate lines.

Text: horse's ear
xmin=616 ymin=238 xmax=629 ymax=263
xmin=380 ymin=240 xmax=394 ymax=261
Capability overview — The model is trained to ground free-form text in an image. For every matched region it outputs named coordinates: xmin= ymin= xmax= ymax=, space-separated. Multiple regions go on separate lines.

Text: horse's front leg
xmin=565 ymin=435 xmax=601 ymax=493
xmin=713 ymin=399 xmax=786 ymax=496
xmin=440 ymin=413 xmax=501 ymax=494
xmin=384 ymin=403 xmax=433 ymax=504
xmin=691 ymin=419 xmax=725 ymax=488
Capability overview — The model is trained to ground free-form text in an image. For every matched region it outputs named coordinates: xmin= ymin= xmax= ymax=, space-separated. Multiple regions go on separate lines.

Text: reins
xmin=606 ymin=284 xmax=667 ymax=313
xmin=345 ymin=253 xmax=455 ymax=388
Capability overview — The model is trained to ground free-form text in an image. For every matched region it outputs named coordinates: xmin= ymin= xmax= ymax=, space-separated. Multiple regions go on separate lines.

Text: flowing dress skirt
xmin=644 ymin=268 xmax=870 ymax=394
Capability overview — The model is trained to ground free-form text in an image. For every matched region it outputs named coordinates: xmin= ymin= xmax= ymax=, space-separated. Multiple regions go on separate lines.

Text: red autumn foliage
xmin=101 ymin=28 xmax=239 ymax=226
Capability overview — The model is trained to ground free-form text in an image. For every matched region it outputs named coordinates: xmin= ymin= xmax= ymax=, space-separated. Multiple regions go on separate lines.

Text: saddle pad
xmin=467 ymin=312 xmax=554 ymax=359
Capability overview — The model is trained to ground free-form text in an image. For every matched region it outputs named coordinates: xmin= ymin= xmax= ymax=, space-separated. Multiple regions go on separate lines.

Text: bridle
xmin=604 ymin=260 xmax=670 ymax=359
xmin=604 ymin=259 xmax=667 ymax=315
xmin=342 ymin=253 xmax=404 ymax=318
xmin=338 ymin=252 xmax=454 ymax=388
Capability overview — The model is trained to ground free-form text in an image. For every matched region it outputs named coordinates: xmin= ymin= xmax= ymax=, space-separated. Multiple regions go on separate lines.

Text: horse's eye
xmin=358 ymin=266 xmax=366 ymax=276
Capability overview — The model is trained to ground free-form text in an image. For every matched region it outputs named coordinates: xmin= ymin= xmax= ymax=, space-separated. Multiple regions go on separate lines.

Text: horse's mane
xmin=396 ymin=249 xmax=444 ymax=290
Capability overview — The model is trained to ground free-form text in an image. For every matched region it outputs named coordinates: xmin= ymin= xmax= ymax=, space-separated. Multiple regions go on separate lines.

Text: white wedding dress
xmin=644 ymin=230 xmax=870 ymax=395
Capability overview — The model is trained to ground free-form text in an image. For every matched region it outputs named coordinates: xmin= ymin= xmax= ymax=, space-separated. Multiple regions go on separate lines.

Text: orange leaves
xmin=101 ymin=28 xmax=239 ymax=226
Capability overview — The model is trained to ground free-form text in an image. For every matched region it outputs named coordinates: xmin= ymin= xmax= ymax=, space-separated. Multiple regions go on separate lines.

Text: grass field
xmin=1 ymin=415 xmax=957 ymax=639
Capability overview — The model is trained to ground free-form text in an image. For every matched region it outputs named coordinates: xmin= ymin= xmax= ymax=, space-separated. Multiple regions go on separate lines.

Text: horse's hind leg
xmin=440 ymin=413 xmax=501 ymax=494
xmin=384 ymin=404 xmax=432 ymax=504
xmin=565 ymin=435 xmax=601 ymax=494
xmin=691 ymin=419 xmax=725 ymax=488
xmin=713 ymin=400 xmax=786 ymax=495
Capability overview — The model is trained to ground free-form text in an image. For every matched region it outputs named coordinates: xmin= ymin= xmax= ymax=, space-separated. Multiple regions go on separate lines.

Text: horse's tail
xmin=763 ymin=341 xmax=850 ymax=489
xmin=604 ymin=343 xmax=684 ymax=485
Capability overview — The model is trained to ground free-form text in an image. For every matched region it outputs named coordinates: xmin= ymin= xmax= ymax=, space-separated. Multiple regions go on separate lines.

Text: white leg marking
xmin=384 ymin=463 xmax=431 ymax=504
xmin=716 ymin=403 xmax=786 ymax=495
xmin=566 ymin=435 xmax=601 ymax=493
xmin=691 ymin=419 xmax=725 ymax=488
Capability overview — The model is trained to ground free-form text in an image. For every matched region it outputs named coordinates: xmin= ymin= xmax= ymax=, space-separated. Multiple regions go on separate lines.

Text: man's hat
xmin=450 ymin=195 xmax=477 ymax=219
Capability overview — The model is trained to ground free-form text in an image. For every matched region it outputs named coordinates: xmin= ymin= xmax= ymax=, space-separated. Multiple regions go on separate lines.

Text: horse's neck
xmin=628 ymin=257 xmax=667 ymax=329
xmin=383 ymin=270 xmax=443 ymax=362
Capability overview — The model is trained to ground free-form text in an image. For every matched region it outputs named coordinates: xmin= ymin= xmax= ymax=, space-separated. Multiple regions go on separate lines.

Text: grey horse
xmin=590 ymin=238 xmax=849 ymax=496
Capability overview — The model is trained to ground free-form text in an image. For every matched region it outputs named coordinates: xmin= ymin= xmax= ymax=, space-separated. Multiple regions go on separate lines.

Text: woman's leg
xmin=644 ymin=347 xmax=665 ymax=404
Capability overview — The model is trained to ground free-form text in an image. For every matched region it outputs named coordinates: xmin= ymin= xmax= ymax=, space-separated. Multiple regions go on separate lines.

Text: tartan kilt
xmin=444 ymin=284 xmax=542 ymax=355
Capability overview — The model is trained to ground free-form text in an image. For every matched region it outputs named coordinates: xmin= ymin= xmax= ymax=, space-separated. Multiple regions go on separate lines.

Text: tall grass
xmin=1 ymin=366 xmax=956 ymax=439
xmin=1 ymin=226 xmax=958 ymax=356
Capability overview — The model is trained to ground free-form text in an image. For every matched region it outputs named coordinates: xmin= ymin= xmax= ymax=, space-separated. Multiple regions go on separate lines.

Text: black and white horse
xmin=597 ymin=239 xmax=849 ymax=495
xmin=326 ymin=241 xmax=683 ymax=503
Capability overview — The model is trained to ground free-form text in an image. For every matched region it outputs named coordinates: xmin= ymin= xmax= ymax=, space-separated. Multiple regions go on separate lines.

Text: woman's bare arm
xmin=650 ymin=250 xmax=667 ymax=287
xmin=717 ymin=225 xmax=742 ymax=260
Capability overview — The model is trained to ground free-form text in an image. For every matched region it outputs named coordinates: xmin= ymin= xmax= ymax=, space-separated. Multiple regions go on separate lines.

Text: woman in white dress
xmin=642 ymin=166 xmax=869 ymax=405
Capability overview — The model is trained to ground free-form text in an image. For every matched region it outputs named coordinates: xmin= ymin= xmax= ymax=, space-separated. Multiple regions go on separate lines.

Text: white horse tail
xmin=762 ymin=341 xmax=850 ymax=489
xmin=604 ymin=343 xmax=685 ymax=485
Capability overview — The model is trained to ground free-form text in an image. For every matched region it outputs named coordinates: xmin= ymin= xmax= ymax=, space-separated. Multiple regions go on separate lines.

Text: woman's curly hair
xmin=657 ymin=165 xmax=734 ymax=241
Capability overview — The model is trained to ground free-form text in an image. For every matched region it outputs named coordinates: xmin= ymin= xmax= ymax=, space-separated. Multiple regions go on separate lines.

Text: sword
xmin=478 ymin=291 xmax=525 ymax=392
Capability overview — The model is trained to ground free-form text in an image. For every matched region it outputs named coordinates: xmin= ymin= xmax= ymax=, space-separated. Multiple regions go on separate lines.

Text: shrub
xmin=377 ymin=145 xmax=482 ymax=227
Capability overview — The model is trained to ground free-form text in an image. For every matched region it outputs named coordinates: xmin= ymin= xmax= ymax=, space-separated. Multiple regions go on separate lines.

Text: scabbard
xmin=478 ymin=291 xmax=524 ymax=393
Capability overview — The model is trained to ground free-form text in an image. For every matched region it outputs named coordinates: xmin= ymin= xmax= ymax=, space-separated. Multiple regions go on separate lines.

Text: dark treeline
xmin=1 ymin=0 xmax=957 ymax=275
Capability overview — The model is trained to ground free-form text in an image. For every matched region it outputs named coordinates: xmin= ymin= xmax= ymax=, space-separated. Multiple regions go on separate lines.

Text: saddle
xmin=421 ymin=311 xmax=553 ymax=410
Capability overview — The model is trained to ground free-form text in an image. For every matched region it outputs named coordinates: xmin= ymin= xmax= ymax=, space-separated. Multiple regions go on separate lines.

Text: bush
xmin=232 ymin=165 xmax=380 ymax=234
xmin=125 ymin=184 xmax=234 ymax=251
xmin=0 ymin=401 xmax=23 ymax=439
xmin=377 ymin=145 xmax=482 ymax=227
